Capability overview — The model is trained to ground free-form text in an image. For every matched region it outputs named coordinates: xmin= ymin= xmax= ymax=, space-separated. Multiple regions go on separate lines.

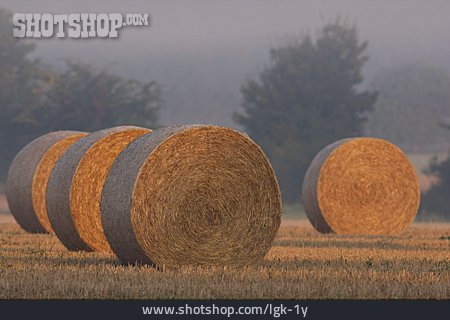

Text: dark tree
xmin=0 ymin=9 xmax=49 ymax=181
xmin=0 ymin=8 xmax=163 ymax=183
xmin=234 ymin=22 xmax=377 ymax=203
xmin=421 ymin=127 xmax=450 ymax=219
xmin=40 ymin=61 xmax=162 ymax=132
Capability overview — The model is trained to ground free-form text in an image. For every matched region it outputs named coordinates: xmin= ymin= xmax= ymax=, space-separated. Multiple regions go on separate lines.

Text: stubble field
xmin=0 ymin=210 xmax=448 ymax=299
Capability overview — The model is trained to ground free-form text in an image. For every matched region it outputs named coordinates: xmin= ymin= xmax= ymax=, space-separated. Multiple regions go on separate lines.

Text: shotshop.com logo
xmin=13 ymin=13 xmax=150 ymax=38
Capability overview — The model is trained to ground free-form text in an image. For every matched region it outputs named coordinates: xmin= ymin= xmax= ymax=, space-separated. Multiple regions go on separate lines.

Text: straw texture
xmin=32 ymin=134 xmax=87 ymax=233
xmin=47 ymin=126 xmax=147 ymax=251
xmin=101 ymin=125 xmax=282 ymax=267
xmin=302 ymin=137 xmax=420 ymax=235
xmin=6 ymin=131 xmax=86 ymax=233
xmin=70 ymin=128 xmax=150 ymax=252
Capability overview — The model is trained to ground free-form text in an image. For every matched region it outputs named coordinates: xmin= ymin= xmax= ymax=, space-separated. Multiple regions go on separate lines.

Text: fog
xmin=3 ymin=0 xmax=450 ymax=127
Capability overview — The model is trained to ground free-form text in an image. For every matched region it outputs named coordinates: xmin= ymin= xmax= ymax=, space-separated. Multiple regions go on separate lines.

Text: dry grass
xmin=0 ymin=214 xmax=448 ymax=299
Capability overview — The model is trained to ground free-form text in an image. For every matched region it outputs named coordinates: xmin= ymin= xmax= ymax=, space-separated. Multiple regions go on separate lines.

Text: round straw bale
xmin=302 ymin=137 xmax=420 ymax=235
xmin=70 ymin=127 xmax=151 ymax=252
xmin=46 ymin=126 xmax=150 ymax=252
xmin=33 ymin=133 xmax=88 ymax=233
xmin=6 ymin=131 xmax=87 ymax=233
xmin=101 ymin=125 xmax=282 ymax=267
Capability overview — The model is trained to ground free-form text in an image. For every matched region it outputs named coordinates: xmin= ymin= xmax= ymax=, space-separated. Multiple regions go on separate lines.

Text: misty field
xmin=0 ymin=212 xmax=448 ymax=299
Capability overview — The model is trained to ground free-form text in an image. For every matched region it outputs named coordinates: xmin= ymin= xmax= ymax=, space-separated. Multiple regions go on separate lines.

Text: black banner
xmin=0 ymin=300 xmax=447 ymax=320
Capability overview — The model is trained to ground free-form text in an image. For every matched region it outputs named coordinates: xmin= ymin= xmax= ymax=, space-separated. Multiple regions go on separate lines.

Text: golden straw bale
xmin=46 ymin=126 xmax=149 ymax=251
xmin=32 ymin=134 xmax=87 ymax=234
xmin=302 ymin=137 xmax=420 ymax=235
xmin=6 ymin=131 xmax=87 ymax=233
xmin=101 ymin=125 xmax=282 ymax=267
xmin=70 ymin=128 xmax=151 ymax=252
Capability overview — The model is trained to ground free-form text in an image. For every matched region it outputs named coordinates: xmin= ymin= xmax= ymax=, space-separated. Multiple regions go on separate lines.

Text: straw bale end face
xmin=303 ymin=137 xmax=420 ymax=235
xmin=32 ymin=133 xmax=87 ymax=233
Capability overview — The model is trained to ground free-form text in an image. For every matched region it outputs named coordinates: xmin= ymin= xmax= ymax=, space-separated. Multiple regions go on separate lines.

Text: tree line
xmin=0 ymin=9 xmax=162 ymax=183
xmin=1 ymin=9 xmax=449 ymax=218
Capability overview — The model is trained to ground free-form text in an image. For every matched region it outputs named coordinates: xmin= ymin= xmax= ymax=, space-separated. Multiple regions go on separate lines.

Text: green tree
xmin=0 ymin=8 xmax=163 ymax=183
xmin=234 ymin=22 xmax=377 ymax=203
xmin=0 ymin=9 xmax=49 ymax=181
xmin=40 ymin=61 xmax=162 ymax=132
xmin=421 ymin=127 xmax=450 ymax=219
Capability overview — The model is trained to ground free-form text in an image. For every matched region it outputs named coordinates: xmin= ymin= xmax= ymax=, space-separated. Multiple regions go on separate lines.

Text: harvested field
xmin=0 ymin=213 xmax=448 ymax=299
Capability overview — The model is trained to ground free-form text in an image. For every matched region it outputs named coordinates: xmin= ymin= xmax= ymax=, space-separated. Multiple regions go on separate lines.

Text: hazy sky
xmin=3 ymin=0 xmax=450 ymax=126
